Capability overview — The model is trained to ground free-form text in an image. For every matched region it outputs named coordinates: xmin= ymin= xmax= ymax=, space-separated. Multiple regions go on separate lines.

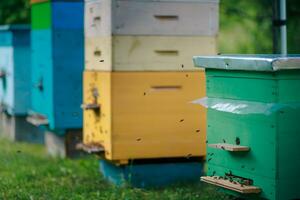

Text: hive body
xmin=83 ymin=71 xmax=206 ymax=161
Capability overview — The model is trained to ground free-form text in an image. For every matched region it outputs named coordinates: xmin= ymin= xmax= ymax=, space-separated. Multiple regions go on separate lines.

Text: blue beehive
xmin=0 ymin=25 xmax=31 ymax=115
xmin=30 ymin=1 xmax=84 ymax=131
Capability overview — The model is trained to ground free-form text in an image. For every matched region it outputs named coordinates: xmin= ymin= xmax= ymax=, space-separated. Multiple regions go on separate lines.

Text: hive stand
xmin=99 ymin=159 xmax=203 ymax=188
xmin=45 ymin=129 xmax=84 ymax=158
xmin=0 ymin=112 xmax=44 ymax=144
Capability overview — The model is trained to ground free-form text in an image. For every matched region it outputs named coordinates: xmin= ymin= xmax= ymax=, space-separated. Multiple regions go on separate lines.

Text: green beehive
xmin=193 ymin=55 xmax=300 ymax=200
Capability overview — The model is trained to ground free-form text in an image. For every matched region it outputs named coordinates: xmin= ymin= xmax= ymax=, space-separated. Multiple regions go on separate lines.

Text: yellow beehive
xmin=85 ymin=36 xmax=217 ymax=71
xmin=83 ymin=70 xmax=206 ymax=163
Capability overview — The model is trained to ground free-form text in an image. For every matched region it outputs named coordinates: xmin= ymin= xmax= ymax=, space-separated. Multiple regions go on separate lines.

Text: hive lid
xmin=0 ymin=24 xmax=30 ymax=31
xmin=193 ymin=55 xmax=300 ymax=71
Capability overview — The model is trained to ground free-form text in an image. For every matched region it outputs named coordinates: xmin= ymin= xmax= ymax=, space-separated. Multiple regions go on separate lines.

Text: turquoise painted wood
xmin=31 ymin=28 xmax=83 ymax=131
xmin=99 ymin=159 xmax=203 ymax=188
xmin=30 ymin=0 xmax=84 ymax=132
xmin=0 ymin=25 xmax=31 ymax=115
xmin=193 ymin=55 xmax=300 ymax=200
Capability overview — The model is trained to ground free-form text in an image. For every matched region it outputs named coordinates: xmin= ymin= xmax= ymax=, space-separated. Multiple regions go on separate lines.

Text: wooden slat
xmin=201 ymin=176 xmax=261 ymax=194
xmin=76 ymin=143 xmax=104 ymax=154
xmin=26 ymin=115 xmax=49 ymax=126
xmin=208 ymin=143 xmax=250 ymax=152
xmin=81 ymin=103 xmax=100 ymax=110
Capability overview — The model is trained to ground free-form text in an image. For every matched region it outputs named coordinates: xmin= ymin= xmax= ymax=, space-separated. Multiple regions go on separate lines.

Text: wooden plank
xmin=201 ymin=176 xmax=261 ymax=194
xmin=81 ymin=103 xmax=100 ymax=110
xmin=76 ymin=143 xmax=104 ymax=154
xmin=26 ymin=114 xmax=49 ymax=126
xmin=208 ymin=143 xmax=250 ymax=152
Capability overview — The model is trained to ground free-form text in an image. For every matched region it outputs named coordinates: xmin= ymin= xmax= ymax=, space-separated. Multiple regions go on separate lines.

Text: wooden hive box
xmin=193 ymin=55 xmax=300 ymax=200
xmin=83 ymin=70 xmax=207 ymax=163
xmin=84 ymin=0 xmax=219 ymax=37
xmin=0 ymin=25 xmax=31 ymax=115
xmin=29 ymin=1 xmax=84 ymax=130
xmin=85 ymin=36 xmax=217 ymax=71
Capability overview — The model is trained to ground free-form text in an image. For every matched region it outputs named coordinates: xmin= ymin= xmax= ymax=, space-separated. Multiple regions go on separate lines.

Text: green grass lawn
xmin=0 ymin=138 xmax=232 ymax=200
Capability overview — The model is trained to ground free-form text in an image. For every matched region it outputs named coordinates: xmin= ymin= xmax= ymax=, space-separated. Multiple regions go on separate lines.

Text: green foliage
xmin=0 ymin=138 xmax=232 ymax=200
xmin=0 ymin=0 xmax=299 ymax=53
xmin=219 ymin=0 xmax=300 ymax=54
xmin=0 ymin=0 xmax=30 ymax=25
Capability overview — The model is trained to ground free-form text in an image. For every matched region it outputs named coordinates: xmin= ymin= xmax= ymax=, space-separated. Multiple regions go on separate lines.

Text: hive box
xmin=84 ymin=0 xmax=219 ymax=37
xmin=31 ymin=1 xmax=83 ymax=30
xmin=85 ymin=36 xmax=217 ymax=71
xmin=83 ymin=70 xmax=206 ymax=163
xmin=0 ymin=25 xmax=31 ymax=115
xmin=99 ymin=159 xmax=203 ymax=188
xmin=30 ymin=0 xmax=84 ymax=130
xmin=193 ymin=55 xmax=300 ymax=200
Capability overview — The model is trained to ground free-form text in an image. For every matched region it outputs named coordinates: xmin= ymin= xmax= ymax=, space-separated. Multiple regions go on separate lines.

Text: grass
xmin=0 ymin=138 xmax=232 ymax=200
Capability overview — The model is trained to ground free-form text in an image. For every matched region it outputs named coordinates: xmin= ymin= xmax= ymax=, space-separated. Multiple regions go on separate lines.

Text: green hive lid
xmin=193 ymin=55 xmax=300 ymax=71
xmin=0 ymin=24 xmax=30 ymax=31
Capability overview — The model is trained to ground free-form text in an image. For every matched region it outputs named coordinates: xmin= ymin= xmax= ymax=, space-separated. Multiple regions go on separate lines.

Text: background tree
xmin=0 ymin=0 xmax=30 ymax=25
xmin=0 ymin=0 xmax=299 ymax=53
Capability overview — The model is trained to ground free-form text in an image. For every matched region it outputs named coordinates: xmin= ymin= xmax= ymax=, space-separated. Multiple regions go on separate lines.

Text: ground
xmin=0 ymin=138 xmax=232 ymax=200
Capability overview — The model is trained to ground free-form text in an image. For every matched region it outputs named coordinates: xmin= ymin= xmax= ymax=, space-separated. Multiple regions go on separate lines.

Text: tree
xmin=0 ymin=0 xmax=30 ymax=25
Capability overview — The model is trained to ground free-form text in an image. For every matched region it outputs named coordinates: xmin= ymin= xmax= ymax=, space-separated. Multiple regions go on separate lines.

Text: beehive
xmin=30 ymin=0 xmax=84 ymax=130
xmin=0 ymin=25 xmax=31 ymax=115
xmin=83 ymin=71 xmax=206 ymax=162
xmin=193 ymin=55 xmax=300 ymax=200
xmin=83 ymin=0 xmax=218 ymax=163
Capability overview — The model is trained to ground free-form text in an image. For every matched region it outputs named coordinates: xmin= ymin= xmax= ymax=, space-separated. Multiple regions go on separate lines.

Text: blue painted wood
xmin=0 ymin=25 xmax=31 ymax=115
xmin=31 ymin=28 xmax=83 ymax=130
xmin=52 ymin=2 xmax=84 ymax=30
xmin=99 ymin=160 xmax=203 ymax=188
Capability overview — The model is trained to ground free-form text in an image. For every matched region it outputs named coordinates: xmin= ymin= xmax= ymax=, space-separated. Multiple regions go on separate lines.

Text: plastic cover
xmin=192 ymin=97 xmax=300 ymax=115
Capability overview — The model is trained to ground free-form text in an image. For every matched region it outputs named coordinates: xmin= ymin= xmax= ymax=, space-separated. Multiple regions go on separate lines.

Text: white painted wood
xmin=85 ymin=35 xmax=217 ymax=71
xmin=84 ymin=0 xmax=219 ymax=37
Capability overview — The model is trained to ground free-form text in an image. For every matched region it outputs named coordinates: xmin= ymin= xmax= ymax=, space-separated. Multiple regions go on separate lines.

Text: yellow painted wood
xmin=83 ymin=70 xmax=206 ymax=162
xmin=84 ymin=36 xmax=217 ymax=71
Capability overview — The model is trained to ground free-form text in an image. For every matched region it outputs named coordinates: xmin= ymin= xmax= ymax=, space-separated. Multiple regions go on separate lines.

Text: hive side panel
xmin=52 ymin=29 xmax=84 ymax=129
xmin=113 ymin=36 xmax=217 ymax=71
xmin=110 ymin=71 xmax=206 ymax=160
xmin=83 ymin=71 xmax=112 ymax=156
xmin=31 ymin=30 xmax=54 ymax=125
xmin=11 ymin=30 xmax=31 ymax=115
